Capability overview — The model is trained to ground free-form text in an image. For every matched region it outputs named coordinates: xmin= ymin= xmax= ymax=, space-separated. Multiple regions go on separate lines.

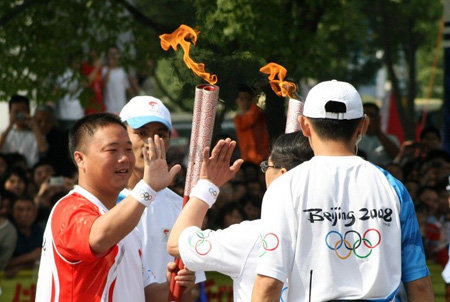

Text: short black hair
xmin=238 ymin=85 xmax=256 ymax=96
xmin=1 ymin=167 xmax=28 ymax=194
xmin=270 ymin=131 xmax=314 ymax=171
xmin=420 ymin=125 xmax=441 ymax=141
xmin=308 ymin=117 xmax=363 ymax=142
xmin=68 ymin=113 xmax=126 ymax=164
xmin=363 ymin=102 xmax=380 ymax=115
xmin=8 ymin=95 xmax=30 ymax=112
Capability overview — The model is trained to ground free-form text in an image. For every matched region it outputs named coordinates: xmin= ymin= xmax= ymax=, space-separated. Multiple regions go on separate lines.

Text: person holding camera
xmin=0 ymin=95 xmax=48 ymax=168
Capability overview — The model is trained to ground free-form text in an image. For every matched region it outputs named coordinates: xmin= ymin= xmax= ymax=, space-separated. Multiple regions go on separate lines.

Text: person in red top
xmin=233 ymin=85 xmax=269 ymax=165
xmin=35 ymin=113 xmax=194 ymax=301
xmin=81 ymin=51 xmax=106 ymax=115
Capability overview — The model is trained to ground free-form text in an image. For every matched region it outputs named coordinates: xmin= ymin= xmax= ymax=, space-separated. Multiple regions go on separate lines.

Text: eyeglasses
xmin=260 ymin=160 xmax=279 ymax=173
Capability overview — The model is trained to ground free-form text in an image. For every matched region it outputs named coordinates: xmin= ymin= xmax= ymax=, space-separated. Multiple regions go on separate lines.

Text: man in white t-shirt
xmin=119 ymin=96 xmax=206 ymax=296
xmin=358 ymin=102 xmax=400 ymax=166
xmin=35 ymin=113 xmax=194 ymax=301
xmin=167 ymin=132 xmax=313 ymax=302
xmin=253 ymin=80 xmax=433 ymax=302
xmin=0 ymin=95 xmax=48 ymax=168
xmin=102 ymin=46 xmax=134 ymax=114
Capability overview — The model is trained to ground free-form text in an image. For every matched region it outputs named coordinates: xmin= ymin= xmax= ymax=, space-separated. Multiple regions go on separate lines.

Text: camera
xmin=49 ymin=176 xmax=64 ymax=186
xmin=15 ymin=111 xmax=25 ymax=121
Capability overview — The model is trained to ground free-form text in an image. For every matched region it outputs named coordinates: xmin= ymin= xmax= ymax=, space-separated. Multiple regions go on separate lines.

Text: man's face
xmin=10 ymin=102 xmax=29 ymax=128
xmin=5 ymin=174 xmax=26 ymax=197
xmin=79 ymin=124 xmax=135 ymax=194
xmin=34 ymin=111 xmax=54 ymax=135
xmin=235 ymin=92 xmax=252 ymax=111
xmin=13 ymin=199 xmax=37 ymax=229
xmin=34 ymin=164 xmax=55 ymax=187
xmin=363 ymin=106 xmax=379 ymax=136
xmin=126 ymin=122 xmax=170 ymax=173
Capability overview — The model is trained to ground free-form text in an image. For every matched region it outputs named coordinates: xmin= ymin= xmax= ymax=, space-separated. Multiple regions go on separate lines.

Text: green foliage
xmin=0 ymin=0 xmax=444 ymax=133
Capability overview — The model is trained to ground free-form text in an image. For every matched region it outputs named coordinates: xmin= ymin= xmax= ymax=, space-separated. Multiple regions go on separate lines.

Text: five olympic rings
xmin=325 ymin=229 xmax=381 ymax=259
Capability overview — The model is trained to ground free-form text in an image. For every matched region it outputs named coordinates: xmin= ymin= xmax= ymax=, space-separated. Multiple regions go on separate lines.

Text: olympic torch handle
xmin=168 ymin=195 xmax=190 ymax=301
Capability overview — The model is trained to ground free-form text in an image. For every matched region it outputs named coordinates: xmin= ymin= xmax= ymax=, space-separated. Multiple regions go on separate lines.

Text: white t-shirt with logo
xmin=256 ymin=156 xmax=428 ymax=302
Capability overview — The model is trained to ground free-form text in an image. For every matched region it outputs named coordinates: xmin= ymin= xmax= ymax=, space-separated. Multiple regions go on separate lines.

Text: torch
xmin=259 ymin=62 xmax=303 ymax=133
xmin=160 ymin=24 xmax=219 ymax=301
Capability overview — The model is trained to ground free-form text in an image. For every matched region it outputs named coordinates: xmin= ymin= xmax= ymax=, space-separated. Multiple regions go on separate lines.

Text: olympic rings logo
xmin=209 ymin=187 xmax=218 ymax=197
xmin=325 ymin=229 xmax=381 ymax=259
xmin=259 ymin=233 xmax=279 ymax=257
xmin=189 ymin=230 xmax=212 ymax=256
xmin=139 ymin=189 xmax=153 ymax=202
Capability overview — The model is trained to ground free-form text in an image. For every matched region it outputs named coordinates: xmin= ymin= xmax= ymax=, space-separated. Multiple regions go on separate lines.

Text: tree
xmin=0 ymin=0 xmax=442 ymax=140
xmin=361 ymin=0 xmax=442 ymax=139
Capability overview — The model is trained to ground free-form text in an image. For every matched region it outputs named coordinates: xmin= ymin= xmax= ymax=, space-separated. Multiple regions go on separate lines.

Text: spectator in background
xmin=0 ymin=95 xmax=48 ymax=168
xmin=234 ymin=85 xmax=269 ymax=166
xmin=55 ymin=53 xmax=85 ymax=131
xmin=0 ymin=190 xmax=15 ymax=221
xmin=0 ymin=192 xmax=17 ymax=270
xmin=0 ymin=153 xmax=9 ymax=180
xmin=1 ymin=167 xmax=28 ymax=198
xmin=359 ymin=102 xmax=400 ymax=167
xmin=102 ymin=45 xmax=135 ymax=114
xmin=34 ymin=105 xmax=74 ymax=177
xmin=5 ymin=195 xmax=43 ymax=278
xmin=216 ymin=202 xmax=246 ymax=229
xmin=420 ymin=125 xmax=442 ymax=153
xmin=81 ymin=50 xmax=105 ymax=115
xmin=30 ymin=160 xmax=74 ymax=227
xmin=34 ymin=105 xmax=76 ymax=176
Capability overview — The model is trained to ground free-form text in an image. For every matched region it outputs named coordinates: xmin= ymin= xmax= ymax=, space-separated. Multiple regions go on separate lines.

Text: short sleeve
xmin=51 ymin=195 xmax=106 ymax=262
xmin=179 ymin=226 xmax=250 ymax=279
xmin=384 ymin=172 xmax=430 ymax=282
xmin=256 ymin=177 xmax=297 ymax=282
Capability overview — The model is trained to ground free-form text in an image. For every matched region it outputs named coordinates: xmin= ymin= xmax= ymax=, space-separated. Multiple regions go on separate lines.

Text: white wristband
xmin=131 ymin=180 xmax=158 ymax=207
xmin=190 ymin=179 xmax=220 ymax=208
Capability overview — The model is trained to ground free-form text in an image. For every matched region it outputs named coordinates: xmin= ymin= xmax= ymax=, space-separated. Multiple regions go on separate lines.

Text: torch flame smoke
xmin=260 ymin=62 xmax=297 ymax=99
xmin=160 ymin=25 xmax=217 ymax=85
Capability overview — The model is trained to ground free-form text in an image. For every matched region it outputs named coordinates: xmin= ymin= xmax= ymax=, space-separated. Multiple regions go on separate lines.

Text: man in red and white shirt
xmin=35 ymin=113 xmax=193 ymax=301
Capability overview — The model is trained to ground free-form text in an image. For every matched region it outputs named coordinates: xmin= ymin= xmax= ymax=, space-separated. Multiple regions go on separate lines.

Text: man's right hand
xmin=143 ymin=135 xmax=181 ymax=192
xmin=199 ymin=138 xmax=243 ymax=187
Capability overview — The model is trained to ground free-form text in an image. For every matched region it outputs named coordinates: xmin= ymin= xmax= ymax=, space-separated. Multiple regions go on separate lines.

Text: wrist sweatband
xmin=131 ymin=180 xmax=158 ymax=207
xmin=190 ymin=179 xmax=220 ymax=208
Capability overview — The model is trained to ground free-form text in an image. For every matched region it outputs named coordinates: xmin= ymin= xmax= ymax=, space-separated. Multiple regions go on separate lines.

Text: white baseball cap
xmin=120 ymin=96 xmax=172 ymax=132
xmin=303 ymin=80 xmax=363 ymax=120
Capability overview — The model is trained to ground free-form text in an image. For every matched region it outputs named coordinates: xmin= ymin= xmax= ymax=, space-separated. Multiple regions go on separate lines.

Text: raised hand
xmin=143 ymin=134 xmax=181 ymax=191
xmin=199 ymin=138 xmax=244 ymax=187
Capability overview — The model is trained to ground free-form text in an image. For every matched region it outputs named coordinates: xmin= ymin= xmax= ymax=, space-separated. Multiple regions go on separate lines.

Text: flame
xmin=160 ymin=25 xmax=217 ymax=85
xmin=260 ymin=63 xmax=297 ymax=99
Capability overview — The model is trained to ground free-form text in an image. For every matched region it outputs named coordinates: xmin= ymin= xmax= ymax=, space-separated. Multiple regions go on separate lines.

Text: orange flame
xmin=260 ymin=63 xmax=297 ymax=99
xmin=160 ymin=25 xmax=217 ymax=85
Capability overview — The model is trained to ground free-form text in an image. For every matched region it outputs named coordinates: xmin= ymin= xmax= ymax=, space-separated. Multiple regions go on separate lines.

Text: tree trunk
xmin=379 ymin=0 xmax=416 ymax=140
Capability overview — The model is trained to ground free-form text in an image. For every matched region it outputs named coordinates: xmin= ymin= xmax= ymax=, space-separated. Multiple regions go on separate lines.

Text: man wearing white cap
xmin=253 ymin=80 xmax=433 ymax=302
xmin=119 ymin=96 xmax=204 ymax=297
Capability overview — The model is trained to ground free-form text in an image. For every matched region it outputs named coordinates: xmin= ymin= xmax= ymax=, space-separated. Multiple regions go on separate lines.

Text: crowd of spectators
xmin=0 ymin=62 xmax=449 ymax=299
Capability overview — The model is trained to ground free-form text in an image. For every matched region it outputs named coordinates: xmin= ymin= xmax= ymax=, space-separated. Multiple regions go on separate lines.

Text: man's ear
xmin=299 ymin=116 xmax=311 ymax=137
xmin=280 ymin=167 xmax=288 ymax=175
xmin=360 ymin=114 xmax=370 ymax=135
xmin=74 ymin=151 xmax=85 ymax=170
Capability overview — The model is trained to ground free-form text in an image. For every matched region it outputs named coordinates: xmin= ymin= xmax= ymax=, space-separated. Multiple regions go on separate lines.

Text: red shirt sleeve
xmin=51 ymin=193 xmax=105 ymax=263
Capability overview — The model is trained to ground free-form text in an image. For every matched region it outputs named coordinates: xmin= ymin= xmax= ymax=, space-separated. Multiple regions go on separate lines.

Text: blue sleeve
xmin=381 ymin=169 xmax=430 ymax=282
